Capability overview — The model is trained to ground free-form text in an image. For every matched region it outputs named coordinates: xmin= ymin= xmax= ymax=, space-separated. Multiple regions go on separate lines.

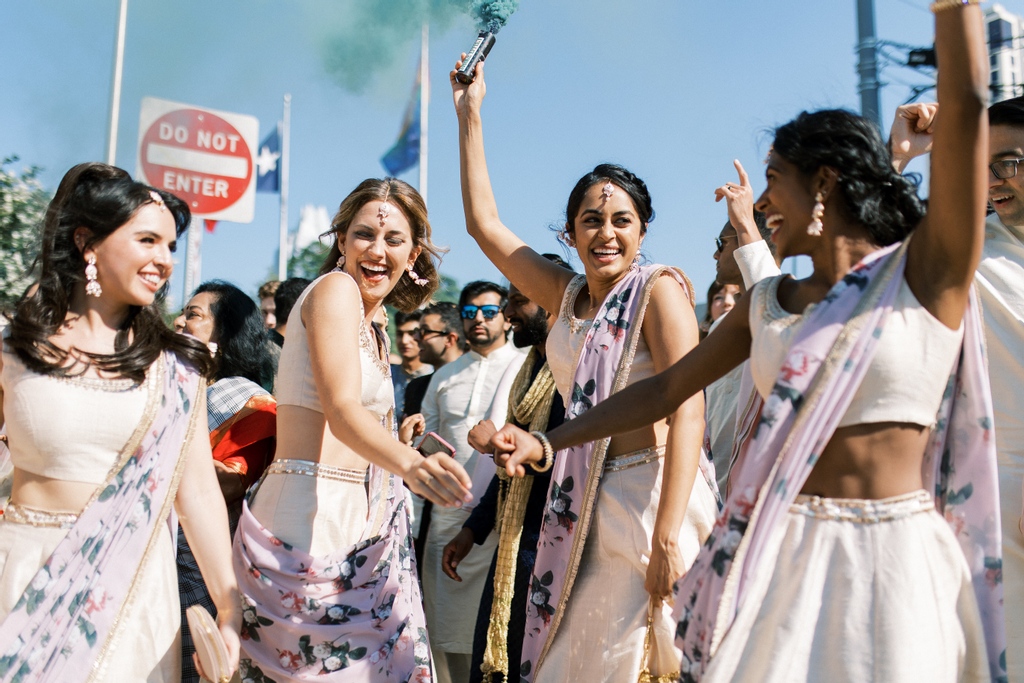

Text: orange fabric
xmin=210 ymin=395 xmax=276 ymax=489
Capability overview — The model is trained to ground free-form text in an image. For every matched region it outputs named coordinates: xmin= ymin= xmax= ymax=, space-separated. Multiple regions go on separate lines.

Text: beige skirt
xmin=0 ymin=505 xmax=181 ymax=682
xmin=536 ymin=448 xmax=718 ymax=683
xmin=247 ymin=459 xmax=370 ymax=561
xmin=703 ymin=490 xmax=989 ymax=683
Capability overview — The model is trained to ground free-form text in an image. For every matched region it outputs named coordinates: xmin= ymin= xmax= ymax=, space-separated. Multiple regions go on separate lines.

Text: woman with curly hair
xmin=0 ymin=162 xmax=240 ymax=681
xmin=232 ymin=178 xmax=473 ymax=682
xmin=494 ymin=5 xmax=1004 ymax=682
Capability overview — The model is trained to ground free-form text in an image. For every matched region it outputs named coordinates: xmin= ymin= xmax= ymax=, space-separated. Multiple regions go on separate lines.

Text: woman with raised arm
xmin=452 ymin=60 xmax=718 ymax=683
xmin=0 ymin=162 xmax=240 ymax=682
xmin=232 ymin=178 xmax=473 ymax=683
xmin=493 ymin=4 xmax=1003 ymax=682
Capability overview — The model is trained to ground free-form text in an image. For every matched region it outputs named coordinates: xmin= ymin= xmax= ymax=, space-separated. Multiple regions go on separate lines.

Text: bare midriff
xmin=799 ymin=421 xmax=930 ymax=500
xmin=10 ymin=469 xmax=97 ymax=514
xmin=274 ymin=404 xmax=371 ymax=472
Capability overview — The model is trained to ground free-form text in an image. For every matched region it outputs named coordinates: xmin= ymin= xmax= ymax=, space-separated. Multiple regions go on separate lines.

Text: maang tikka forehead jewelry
xmin=601 ymin=182 xmax=615 ymax=200
xmin=378 ymin=186 xmax=393 ymax=228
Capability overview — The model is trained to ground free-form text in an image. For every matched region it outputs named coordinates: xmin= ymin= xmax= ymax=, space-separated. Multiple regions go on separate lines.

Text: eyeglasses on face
xmin=414 ymin=327 xmax=447 ymax=340
xmin=460 ymin=304 xmax=502 ymax=320
xmin=990 ymin=156 xmax=1024 ymax=180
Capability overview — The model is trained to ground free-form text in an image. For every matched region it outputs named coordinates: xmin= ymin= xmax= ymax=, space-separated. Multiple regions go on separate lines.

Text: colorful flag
xmin=381 ymin=68 xmax=421 ymax=176
xmin=256 ymin=126 xmax=281 ymax=193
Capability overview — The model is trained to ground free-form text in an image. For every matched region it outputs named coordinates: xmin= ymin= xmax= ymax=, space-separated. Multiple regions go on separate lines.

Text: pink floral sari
xmin=672 ymin=241 xmax=1006 ymax=682
xmin=0 ymin=352 xmax=203 ymax=683
xmin=233 ymin=465 xmax=432 ymax=682
xmin=520 ymin=265 xmax=716 ymax=681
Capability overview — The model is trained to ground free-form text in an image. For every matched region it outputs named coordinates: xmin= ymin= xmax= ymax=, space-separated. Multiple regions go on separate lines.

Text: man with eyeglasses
xmin=420 ymin=281 xmax=526 ymax=683
xmin=891 ymin=96 xmax=1024 ymax=680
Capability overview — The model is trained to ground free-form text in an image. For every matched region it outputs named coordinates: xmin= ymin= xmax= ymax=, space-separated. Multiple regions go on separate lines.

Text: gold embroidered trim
xmin=482 ymin=351 xmax=556 ymax=680
xmin=264 ymin=459 xmax=368 ymax=485
xmin=3 ymin=502 xmax=78 ymax=528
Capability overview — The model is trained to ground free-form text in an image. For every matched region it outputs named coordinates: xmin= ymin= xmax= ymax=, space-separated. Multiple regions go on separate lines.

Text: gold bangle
xmin=529 ymin=431 xmax=554 ymax=473
xmin=930 ymin=0 xmax=979 ymax=12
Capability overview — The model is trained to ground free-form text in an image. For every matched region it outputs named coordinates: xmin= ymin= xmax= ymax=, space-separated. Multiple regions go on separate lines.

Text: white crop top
xmin=748 ymin=274 xmax=964 ymax=428
xmin=1 ymin=339 xmax=152 ymax=485
xmin=547 ymin=275 xmax=656 ymax=405
xmin=275 ymin=272 xmax=394 ymax=424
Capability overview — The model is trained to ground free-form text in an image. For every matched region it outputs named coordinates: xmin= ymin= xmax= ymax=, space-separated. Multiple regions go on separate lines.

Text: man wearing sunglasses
xmin=891 ymin=96 xmax=1024 ymax=680
xmin=420 ymin=280 xmax=525 ymax=683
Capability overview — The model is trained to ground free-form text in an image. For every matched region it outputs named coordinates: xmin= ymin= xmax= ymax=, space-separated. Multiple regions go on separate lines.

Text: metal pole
xmin=184 ymin=216 xmax=202 ymax=301
xmin=419 ymin=23 xmax=429 ymax=206
xmin=856 ymin=0 xmax=882 ymax=128
xmin=105 ymin=0 xmax=129 ymax=165
xmin=278 ymin=94 xmax=291 ymax=280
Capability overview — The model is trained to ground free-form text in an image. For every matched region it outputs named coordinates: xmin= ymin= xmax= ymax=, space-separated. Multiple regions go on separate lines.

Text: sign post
xmin=136 ymin=97 xmax=258 ymax=299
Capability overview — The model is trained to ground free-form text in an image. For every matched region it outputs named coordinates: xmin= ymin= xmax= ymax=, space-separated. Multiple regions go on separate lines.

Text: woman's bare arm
xmin=493 ymin=292 xmax=753 ymax=473
xmin=452 ymin=60 xmax=575 ymax=315
xmin=303 ymin=274 xmax=472 ymax=506
xmin=906 ymin=5 xmax=988 ymax=328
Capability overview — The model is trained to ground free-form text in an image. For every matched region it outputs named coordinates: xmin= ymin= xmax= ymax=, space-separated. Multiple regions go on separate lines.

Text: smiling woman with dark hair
xmin=174 ymin=281 xmax=277 ymax=682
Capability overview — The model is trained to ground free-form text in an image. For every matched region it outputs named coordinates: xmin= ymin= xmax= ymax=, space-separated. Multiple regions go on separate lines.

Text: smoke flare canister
xmin=455 ymin=31 xmax=496 ymax=84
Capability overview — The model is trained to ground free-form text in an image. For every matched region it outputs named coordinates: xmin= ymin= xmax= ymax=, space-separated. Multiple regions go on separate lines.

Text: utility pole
xmin=856 ymin=0 xmax=882 ymax=129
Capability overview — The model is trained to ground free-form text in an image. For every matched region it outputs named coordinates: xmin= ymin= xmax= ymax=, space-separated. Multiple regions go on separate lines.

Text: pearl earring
xmin=807 ymin=192 xmax=825 ymax=236
xmin=85 ymin=254 xmax=102 ymax=297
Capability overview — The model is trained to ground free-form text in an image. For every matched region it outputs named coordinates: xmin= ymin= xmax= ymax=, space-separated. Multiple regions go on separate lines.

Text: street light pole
xmin=856 ymin=0 xmax=882 ymax=128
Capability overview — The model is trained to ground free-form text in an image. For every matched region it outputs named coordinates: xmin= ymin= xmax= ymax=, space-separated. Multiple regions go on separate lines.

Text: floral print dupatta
xmin=0 ymin=352 xmax=202 ymax=683
xmin=233 ymin=465 xmax=432 ymax=682
xmin=672 ymin=241 xmax=1006 ymax=682
xmin=520 ymin=265 xmax=713 ymax=681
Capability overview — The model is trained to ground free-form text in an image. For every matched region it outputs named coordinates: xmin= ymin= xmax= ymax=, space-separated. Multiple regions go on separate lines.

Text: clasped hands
xmin=486 ymin=424 xmax=545 ymax=477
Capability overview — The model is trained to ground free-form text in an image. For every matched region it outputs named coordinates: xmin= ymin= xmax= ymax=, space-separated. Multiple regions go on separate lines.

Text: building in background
xmin=987 ymin=3 xmax=1024 ymax=102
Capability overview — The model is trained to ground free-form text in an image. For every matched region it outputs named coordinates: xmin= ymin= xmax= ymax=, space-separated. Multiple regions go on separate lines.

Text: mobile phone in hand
xmin=417 ymin=432 xmax=456 ymax=457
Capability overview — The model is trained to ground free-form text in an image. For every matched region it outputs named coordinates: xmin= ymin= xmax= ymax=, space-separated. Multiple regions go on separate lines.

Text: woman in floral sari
xmin=232 ymin=178 xmax=474 ymax=682
xmin=174 ymin=280 xmax=277 ymax=683
xmin=0 ymin=162 xmax=240 ymax=682
xmin=494 ymin=6 xmax=1003 ymax=683
xmin=451 ymin=58 xmax=718 ymax=682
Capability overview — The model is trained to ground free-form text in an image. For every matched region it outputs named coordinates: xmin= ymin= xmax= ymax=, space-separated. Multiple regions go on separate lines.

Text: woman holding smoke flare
xmin=0 ymin=162 xmax=240 ymax=681
xmin=232 ymin=178 xmax=474 ymax=682
xmin=451 ymin=57 xmax=719 ymax=682
xmin=492 ymin=4 xmax=1005 ymax=682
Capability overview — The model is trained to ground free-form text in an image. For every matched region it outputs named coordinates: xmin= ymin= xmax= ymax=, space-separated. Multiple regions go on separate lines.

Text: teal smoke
xmin=321 ymin=0 xmax=519 ymax=92
xmin=474 ymin=0 xmax=519 ymax=34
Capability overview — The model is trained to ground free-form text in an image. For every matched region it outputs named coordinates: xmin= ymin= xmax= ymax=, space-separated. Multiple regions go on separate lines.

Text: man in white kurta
xmin=421 ymin=282 xmax=525 ymax=683
xmin=970 ymin=101 xmax=1024 ymax=680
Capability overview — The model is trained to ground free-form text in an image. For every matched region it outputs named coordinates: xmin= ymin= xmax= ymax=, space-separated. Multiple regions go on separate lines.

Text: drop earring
xmin=807 ymin=192 xmax=825 ymax=236
xmin=336 ymin=251 xmax=346 ymax=269
xmin=85 ymin=254 xmax=102 ymax=297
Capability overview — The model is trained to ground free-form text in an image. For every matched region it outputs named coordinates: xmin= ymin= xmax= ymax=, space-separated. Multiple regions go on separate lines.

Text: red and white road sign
xmin=136 ymin=97 xmax=258 ymax=223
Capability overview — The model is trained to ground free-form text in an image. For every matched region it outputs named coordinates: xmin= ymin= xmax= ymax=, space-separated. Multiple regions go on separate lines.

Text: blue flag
xmin=256 ymin=126 xmax=281 ymax=193
xmin=381 ymin=72 xmax=421 ymax=176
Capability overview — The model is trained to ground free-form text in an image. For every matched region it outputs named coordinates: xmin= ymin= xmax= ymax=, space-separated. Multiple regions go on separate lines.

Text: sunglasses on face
xmin=460 ymin=304 xmax=502 ymax=320
xmin=715 ymin=235 xmax=735 ymax=252
xmin=991 ymin=157 xmax=1024 ymax=180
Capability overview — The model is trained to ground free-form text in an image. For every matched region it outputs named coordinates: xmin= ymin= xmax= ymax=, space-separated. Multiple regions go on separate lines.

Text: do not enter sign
xmin=136 ymin=97 xmax=258 ymax=223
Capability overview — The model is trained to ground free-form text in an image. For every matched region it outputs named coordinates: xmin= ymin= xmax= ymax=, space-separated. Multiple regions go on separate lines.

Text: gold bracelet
xmin=530 ymin=431 xmax=554 ymax=473
xmin=930 ymin=0 xmax=979 ymax=12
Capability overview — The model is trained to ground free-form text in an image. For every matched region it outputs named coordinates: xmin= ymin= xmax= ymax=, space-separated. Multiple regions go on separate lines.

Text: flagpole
xmin=105 ymin=0 xmax=129 ymax=165
xmin=184 ymin=216 xmax=202 ymax=302
xmin=278 ymin=94 xmax=291 ymax=280
xmin=419 ymin=23 xmax=429 ymax=206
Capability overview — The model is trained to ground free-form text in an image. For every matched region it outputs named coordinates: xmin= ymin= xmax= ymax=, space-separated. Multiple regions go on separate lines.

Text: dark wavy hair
xmin=772 ymin=109 xmax=924 ymax=246
xmin=191 ymin=281 xmax=274 ymax=386
xmin=564 ymin=163 xmax=655 ymax=239
xmin=7 ymin=162 xmax=212 ymax=381
xmin=319 ymin=178 xmax=444 ymax=312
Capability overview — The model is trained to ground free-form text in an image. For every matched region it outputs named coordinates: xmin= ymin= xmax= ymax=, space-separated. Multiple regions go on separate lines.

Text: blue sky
xmin=4 ymin=0 xmax=1016 ymax=309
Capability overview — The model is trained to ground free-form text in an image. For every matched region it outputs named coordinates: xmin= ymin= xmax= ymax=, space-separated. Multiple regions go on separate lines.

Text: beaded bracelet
xmin=530 ymin=431 xmax=554 ymax=472
xmin=930 ymin=0 xmax=979 ymax=12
